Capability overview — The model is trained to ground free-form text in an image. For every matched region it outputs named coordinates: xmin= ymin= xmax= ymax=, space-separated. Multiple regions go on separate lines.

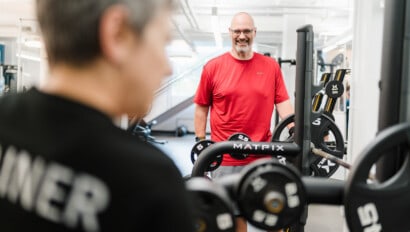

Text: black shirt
xmin=0 ymin=88 xmax=193 ymax=232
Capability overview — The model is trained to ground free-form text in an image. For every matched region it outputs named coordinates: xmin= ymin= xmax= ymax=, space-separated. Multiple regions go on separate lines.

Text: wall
xmin=281 ymin=15 xmax=307 ymax=106
xmin=343 ymin=0 xmax=385 ymax=230
xmin=348 ymin=0 xmax=384 ymax=163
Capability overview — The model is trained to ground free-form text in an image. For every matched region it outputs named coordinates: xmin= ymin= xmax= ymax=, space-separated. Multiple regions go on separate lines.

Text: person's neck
xmin=41 ymin=61 xmax=123 ymax=119
xmin=230 ymin=49 xmax=253 ymax=60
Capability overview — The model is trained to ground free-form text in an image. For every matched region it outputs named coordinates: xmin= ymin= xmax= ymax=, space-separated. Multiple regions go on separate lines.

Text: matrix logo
xmin=232 ymin=143 xmax=284 ymax=152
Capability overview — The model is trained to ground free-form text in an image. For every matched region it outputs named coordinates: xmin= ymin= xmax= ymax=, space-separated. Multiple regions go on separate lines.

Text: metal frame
xmin=294 ymin=25 xmax=316 ymax=175
xmin=376 ymin=0 xmax=410 ymax=181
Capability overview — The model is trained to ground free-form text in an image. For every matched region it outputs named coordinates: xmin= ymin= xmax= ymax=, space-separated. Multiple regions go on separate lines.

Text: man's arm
xmin=276 ymin=99 xmax=294 ymax=119
xmin=194 ymin=104 xmax=209 ymax=139
xmin=276 ymin=99 xmax=295 ymax=130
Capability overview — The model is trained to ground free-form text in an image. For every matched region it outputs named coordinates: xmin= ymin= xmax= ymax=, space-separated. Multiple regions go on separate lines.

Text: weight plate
xmin=190 ymin=140 xmax=222 ymax=172
xmin=186 ymin=177 xmax=236 ymax=232
xmin=272 ymin=115 xmax=295 ymax=143
xmin=236 ymin=159 xmax=306 ymax=231
xmin=325 ymin=80 xmax=344 ymax=99
xmin=345 ymin=123 xmax=410 ymax=232
xmin=309 ymin=114 xmax=345 ymax=177
xmin=272 ymin=114 xmax=345 ymax=177
xmin=228 ymin=133 xmax=251 ymax=160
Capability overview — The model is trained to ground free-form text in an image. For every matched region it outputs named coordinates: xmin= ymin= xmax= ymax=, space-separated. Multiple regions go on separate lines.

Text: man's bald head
xmin=231 ymin=12 xmax=255 ymax=28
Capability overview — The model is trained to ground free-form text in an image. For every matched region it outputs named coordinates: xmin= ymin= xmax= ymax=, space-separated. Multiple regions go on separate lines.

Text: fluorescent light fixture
xmin=211 ymin=6 xmax=223 ymax=48
xmin=16 ymin=53 xmax=42 ymax=62
xmin=212 ymin=16 xmax=223 ymax=48
xmin=24 ymin=40 xmax=43 ymax=48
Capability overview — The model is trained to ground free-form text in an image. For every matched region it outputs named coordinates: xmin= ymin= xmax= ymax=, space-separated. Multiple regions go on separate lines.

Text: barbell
xmin=188 ymin=123 xmax=410 ymax=232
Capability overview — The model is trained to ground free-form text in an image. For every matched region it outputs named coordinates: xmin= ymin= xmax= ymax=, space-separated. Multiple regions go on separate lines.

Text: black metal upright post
xmin=402 ymin=1 xmax=410 ymax=122
xmin=294 ymin=25 xmax=314 ymax=176
xmin=376 ymin=0 xmax=410 ymax=181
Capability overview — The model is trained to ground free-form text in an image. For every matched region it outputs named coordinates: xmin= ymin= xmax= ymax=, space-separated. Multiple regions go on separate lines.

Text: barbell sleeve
xmin=311 ymin=147 xmax=351 ymax=169
xmin=303 ymin=177 xmax=344 ymax=205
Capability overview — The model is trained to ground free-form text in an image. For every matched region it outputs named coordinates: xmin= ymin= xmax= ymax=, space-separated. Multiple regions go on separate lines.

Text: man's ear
xmin=99 ymin=5 xmax=136 ymax=66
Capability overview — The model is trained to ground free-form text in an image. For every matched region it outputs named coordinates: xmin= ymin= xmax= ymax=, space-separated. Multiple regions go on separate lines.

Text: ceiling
xmin=172 ymin=0 xmax=353 ymax=57
xmin=0 ymin=0 xmax=35 ymax=37
xmin=0 ymin=0 xmax=354 ymax=57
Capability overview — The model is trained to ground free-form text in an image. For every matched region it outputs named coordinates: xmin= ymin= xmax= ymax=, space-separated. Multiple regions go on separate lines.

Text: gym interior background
xmin=0 ymin=0 xmax=400 ymax=231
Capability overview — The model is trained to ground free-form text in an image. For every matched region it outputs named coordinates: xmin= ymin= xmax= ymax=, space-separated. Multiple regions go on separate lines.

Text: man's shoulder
xmin=253 ymin=53 xmax=280 ymax=66
xmin=204 ymin=52 xmax=231 ymax=68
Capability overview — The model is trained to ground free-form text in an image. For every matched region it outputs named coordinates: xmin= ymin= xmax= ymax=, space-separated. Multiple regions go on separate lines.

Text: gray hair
xmin=36 ymin=0 xmax=174 ymax=66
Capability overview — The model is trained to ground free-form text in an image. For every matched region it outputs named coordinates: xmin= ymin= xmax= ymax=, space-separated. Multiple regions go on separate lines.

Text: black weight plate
xmin=345 ymin=123 xmax=410 ymax=232
xmin=310 ymin=114 xmax=345 ymax=177
xmin=272 ymin=114 xmax=345 ymax=177
xmin=325 ymin=80 xmax=344 ymax=98
xmin=191 ymin=140 xmax=214 ymax=164
xmin=271 ymin=114 xmax=297 ymax=167
xmin=272 ymin=115 xmax=295 ymax=142
xmin=190 ymin=140 xmax=222 ymax=172
xmin=236 ymin=159 xmax=306 ymax=231
xmin=186 ymin=178 xmax=236 ymax=232
xmin=228 ymin=133 xmax=251 ymax=160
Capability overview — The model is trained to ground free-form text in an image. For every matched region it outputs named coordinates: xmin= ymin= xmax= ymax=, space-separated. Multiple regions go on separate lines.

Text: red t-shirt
xmin=194 ymin=52 xmax=289 ymax=166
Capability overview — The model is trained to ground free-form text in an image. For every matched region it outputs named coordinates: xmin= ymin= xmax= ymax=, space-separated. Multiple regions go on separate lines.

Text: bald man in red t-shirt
xmin=194 ymin=12 xmax=294 ymax=232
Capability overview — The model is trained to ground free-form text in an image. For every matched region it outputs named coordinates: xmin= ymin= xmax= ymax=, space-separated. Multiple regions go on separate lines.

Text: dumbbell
xmin=191 ymin=140 xmax=222 ymax=171
xmin=235 ymin=158 xmax=307 ymax=231
xmin=190 ymin=133 xmax=252 ymax=171
xmin=186 ymin=177 xmax=236 ymax=232
xmin=188 ymin=123 xmax=407 ymax=232
xmin=188 ymin=158 xmax=307 ymax=231
xmin=227 ymin=132 xmax=251 ymax=160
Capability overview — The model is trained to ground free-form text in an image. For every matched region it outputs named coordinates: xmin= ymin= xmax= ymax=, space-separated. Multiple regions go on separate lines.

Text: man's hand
xmin=287 ymin=126 xmax=295 ymax=141
xmin=195 ymin=136 xmax=206 ymax=142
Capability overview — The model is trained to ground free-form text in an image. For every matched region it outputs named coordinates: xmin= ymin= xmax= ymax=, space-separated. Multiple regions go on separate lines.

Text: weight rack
xmin=190 ymin=1 xmax=410 ymax=231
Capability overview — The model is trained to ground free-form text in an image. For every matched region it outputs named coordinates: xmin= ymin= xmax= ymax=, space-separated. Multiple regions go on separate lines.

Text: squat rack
xmin=376 ymin=0 xmax=410 ymax=181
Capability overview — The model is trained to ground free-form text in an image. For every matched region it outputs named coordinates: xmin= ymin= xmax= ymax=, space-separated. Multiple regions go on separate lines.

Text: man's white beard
xmin=235 ymin=44 xmax=251 ymax=53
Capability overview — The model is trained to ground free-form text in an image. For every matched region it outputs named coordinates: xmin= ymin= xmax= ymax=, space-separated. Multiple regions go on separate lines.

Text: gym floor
xmin=153 ymin=134 xmax=347 ymax=232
